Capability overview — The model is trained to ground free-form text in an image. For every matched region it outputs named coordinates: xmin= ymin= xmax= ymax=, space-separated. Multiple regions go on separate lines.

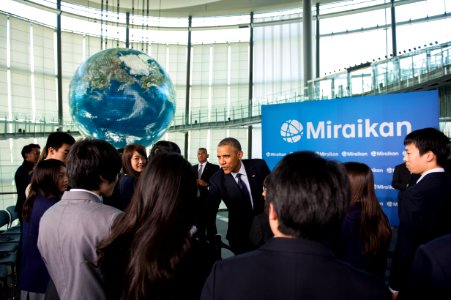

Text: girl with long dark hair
xmin=20 ymin=159 xmax=68 ymax=299
xmin=340 ymin=162 xmax=392 ymax=277
xmin=98 ymin=153 xmax=214 ymax=300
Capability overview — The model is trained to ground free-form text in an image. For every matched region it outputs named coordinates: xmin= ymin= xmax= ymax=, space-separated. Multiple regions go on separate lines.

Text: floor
xmin=216 ymin=210 xmax=235 ymax=259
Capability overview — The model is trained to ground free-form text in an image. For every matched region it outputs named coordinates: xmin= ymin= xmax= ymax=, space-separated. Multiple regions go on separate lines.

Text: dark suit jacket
xmin=389 ymin=172 xmax=451 ymax=291
xmin=207 ymin=159 xmax=270 ymax=254
xmin=14 ymin=160 xmax=35 ymax=216
xmin=200 ymin=238 xmax=391 ymax=300
xmin=400 ymin=234 xmax=451 ymax=300
xmin=193 ymin=162 xmax=220 ymax=237
xmin=391 ymin=163 xmax=420 ymax=217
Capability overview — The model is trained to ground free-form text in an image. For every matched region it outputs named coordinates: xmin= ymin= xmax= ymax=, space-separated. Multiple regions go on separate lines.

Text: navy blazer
xmin=20 ymin=195 xmax=58 ymax=293
xmin=389 ymin=171 xmax=451 ymax=291
xmin=207 ymin=159 xmax=270 ymax=253
xmin=400 ymin=234 xmax=451 ymax=300
xmin=201 ymin=238 xmax=391 ymax=300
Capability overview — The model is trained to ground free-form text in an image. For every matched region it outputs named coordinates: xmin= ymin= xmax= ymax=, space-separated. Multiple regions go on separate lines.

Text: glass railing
xmin=307 ymin=41 xmax=451 ymax=100
xmin=0 ymin=41 xmax=450 ymax=137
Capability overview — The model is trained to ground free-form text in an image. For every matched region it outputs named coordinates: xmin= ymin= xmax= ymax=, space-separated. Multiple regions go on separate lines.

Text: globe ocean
xmin=69 ymin=48 xmax=176 ymax=149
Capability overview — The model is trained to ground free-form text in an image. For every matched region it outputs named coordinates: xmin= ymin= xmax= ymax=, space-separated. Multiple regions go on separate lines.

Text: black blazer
xmin=207 ymin=159 xmax=270 ymax=253
xmin=389 ymin=172 xmax=451 ymax=291
xmin=400 ymin=233 xmax=451 ymax=300
xmin=193 ymin=161 xmax=220 ymax=200
xmin=200 ymin=238 xmax=391 ymax=300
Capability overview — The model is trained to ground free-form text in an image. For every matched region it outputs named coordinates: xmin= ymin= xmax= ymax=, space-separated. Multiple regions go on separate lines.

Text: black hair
xmin=217 ymin=137 xmax=242 ymax=151
xmin=404 ymin=128 xmax=450 ymax=167
xmin=98 ymin=153 xmax=196 ymax=299
xmin=21 ymin=143 xmax=40 ymax=159
xmin=148 ymin=140 xmax=181 ymax=158
xmin=66 ymin=138 xmax=121 ymax=190
xmin=41 ymin=132 xmax=75 ymax=160
xmin=266 ymin=151 xmax=349 ymax=240
xmin=22 ymin=159 xmax=65 ymax=221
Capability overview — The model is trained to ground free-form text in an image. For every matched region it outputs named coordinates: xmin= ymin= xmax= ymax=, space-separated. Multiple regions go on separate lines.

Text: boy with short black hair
xmin=40 ymin=131 xmax=75 ymax=163
xmin=389 ymin=128 xmax=451 ymax=294
xmin=38 ymin=138 xmax=122 ymax=300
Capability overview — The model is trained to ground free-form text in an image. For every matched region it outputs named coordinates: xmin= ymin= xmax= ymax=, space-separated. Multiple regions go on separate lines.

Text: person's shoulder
xmin=242 ymin=158 xmax=267 ymax=166
xmin=14 ymin=163 xmax=24 ymax=172
xmin=332 ymin=259 xmax=391 ymax=296
xmin=120 ymin=174 xmax=136 ymax=183
xmin=210 ymin=168 xmax=224 ymax=181
xmin=243 ymin=158 xmax=265 ymax=163
xmin=39 ymin=200 xmax=61 ymax=226
xmin=419 ymin=233 xmax=451 ymax=254
xmin=207 ymin=161 xmax=220 ymax=169
xmin=34 ymin=194 xmax=58 ymax=208
xmin=213 ymin=248 xmax=262 ymax=271
xmin=14 ymin=162 xmax=27 ymax=175
xmin=243 ymin=159 xmax=270 ymax=175
xmin=422 ymin=170 xmax=451 ymax=180
xmin=98 ymin=203 xmax=123 ymax=219
xmin=416 ymin=172 xmax=451 ymax=190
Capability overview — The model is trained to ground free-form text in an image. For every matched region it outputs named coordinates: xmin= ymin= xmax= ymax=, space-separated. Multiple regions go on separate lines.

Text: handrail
xmin=0 ymin=41 xmax=450 ymax=138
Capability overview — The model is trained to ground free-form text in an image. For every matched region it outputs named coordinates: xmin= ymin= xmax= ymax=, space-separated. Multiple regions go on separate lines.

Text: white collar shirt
xmin=416 ymin=167 xmax=445 ymax=184
xmin=69 ymin=188 xmax=103 ymax=203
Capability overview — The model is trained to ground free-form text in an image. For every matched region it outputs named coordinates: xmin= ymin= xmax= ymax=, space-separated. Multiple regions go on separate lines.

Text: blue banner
xmin=262 ymin=91 xmax=439 ymax=226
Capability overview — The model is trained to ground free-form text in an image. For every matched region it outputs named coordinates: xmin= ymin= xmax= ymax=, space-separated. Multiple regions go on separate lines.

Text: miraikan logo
xmin=280 ymin=120 xmax=303 ymax=143
xmin=279 ymin=118 xmax=411 ymax=143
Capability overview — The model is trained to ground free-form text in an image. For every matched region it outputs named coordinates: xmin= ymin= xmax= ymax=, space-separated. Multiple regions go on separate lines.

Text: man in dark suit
xmin=400 ymin=234 xmax=451 ymax=300
xmin=389 ymin=128 xmax=451 ymax=295
xmin=200 ymin=152 xmax=391 ymax=300
xmin=207 ymin=137 xmax=270 ymax=255
xmin=193 ymin=147 xmax=219 ymax=239
xmin=14 ymin=143 xmax=40 ymax=223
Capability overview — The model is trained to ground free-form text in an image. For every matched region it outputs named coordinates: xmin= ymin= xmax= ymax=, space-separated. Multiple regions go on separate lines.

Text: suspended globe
xmin=68 ymin=48 xmax=176 ymax=149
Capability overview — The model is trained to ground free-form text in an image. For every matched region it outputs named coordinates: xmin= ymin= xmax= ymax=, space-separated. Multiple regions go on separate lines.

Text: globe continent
xmin=69 ymin=48 xmax=176 ymax=149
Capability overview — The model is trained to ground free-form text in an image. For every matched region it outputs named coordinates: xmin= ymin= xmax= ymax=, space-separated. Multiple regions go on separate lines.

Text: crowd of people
xmin=10 ymin=127 xmax=451 ymax=299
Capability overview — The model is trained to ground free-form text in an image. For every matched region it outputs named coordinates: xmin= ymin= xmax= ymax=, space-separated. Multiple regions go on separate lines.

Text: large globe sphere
xmin=69 ymin=48 xmax=175 ymax=149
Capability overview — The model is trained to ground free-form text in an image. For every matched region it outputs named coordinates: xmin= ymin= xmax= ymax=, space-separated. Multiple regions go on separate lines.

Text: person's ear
xmin=237 ymin=150 xmax=243 ymax=160
xmin=47 ymin=146 xmax=56 ymax=155
xmin=269 ymin=202 xmax=278 ymax=221
xmin=268 ymin=202 xmax=281 ymax=236
xmin=425 ymin=150 xmax=436 ymax=163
